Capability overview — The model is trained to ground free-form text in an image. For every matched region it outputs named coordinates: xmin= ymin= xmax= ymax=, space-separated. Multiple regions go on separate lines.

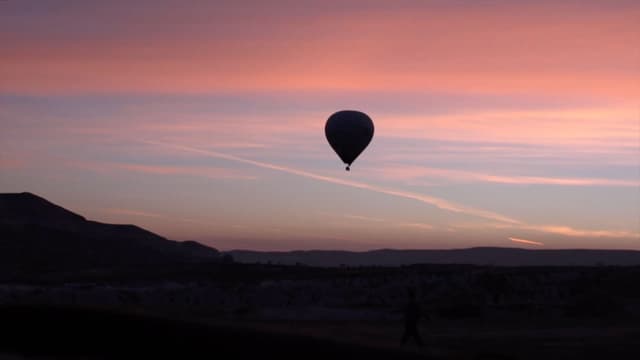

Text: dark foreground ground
xmin=2 ymin=264 xmax=640 ymax=359
xmin=0 ymin=305 xmax=427 ymax=360
xmin=1 ymin=305 xmax=639 ymax=360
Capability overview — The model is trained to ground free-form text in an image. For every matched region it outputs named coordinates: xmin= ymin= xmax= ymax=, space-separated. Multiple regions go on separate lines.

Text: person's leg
xmin=401 ymin=326 xmax=410 ymax=345
xmin=414 ymin=327 xmax=424 ymax=347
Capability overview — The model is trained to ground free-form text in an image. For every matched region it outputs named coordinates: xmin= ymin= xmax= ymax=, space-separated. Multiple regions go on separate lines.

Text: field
xmin=2 ymin=264 xmax=639 ymax=359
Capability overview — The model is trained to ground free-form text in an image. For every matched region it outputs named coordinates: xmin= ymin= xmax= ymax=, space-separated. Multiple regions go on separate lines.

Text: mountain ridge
xmin=0 ymin=192 xmax=223 ymax=276
xmin=3 ymin=192 xmax=639 ymax=269
xmin=228 ymin=247 xmax=640 ymax=267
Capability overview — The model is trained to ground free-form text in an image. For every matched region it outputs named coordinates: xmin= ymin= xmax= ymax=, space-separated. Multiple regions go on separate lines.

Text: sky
xmin=1 ymin=0 xmax=639 ymax=251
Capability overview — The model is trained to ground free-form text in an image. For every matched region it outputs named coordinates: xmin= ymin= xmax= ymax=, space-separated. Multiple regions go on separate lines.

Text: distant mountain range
xmin=229 ymin=247 xmax=640 ymax=267
xmin=2 ymin=192 xmax=639 ymax=273
xmin=0 ymin=192 xmax=223 ymax=275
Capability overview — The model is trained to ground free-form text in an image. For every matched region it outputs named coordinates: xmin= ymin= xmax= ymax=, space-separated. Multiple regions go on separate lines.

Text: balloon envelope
xmin=325 ymin=110 xmax=374 ymax=170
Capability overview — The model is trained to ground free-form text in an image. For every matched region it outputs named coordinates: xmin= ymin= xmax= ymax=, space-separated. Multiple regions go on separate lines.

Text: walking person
xmin=401 ymin=287 xmax=423 ymax=347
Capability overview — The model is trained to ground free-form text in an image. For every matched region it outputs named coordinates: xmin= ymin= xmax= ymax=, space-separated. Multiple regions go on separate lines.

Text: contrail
xmin=509 ymin=237 xmax=545 ymax=246
xmin=142 ymin=140 xmax=521 ymax=224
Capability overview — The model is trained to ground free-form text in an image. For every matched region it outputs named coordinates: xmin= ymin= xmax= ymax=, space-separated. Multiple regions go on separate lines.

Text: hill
xmin=0 ymin=192 xmax=223 ymax=276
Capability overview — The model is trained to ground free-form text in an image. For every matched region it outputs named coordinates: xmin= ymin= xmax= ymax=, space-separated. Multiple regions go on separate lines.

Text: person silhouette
xmin=401 ymin=287 xmax=423 ymax=346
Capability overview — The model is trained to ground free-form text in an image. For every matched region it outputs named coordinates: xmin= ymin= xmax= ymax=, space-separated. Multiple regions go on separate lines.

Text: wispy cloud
xmin=470 ymin=222 xmax=640 ymax=240
xmin=103 ymin=208 xmax=163 ymax=218
xmin=378 ymin=108 xmax=639 ymax=150
xmin=67 ymin=161 xmax=257 ymax=180
xmin=501 ymin=223 xmax=640 ymax=239
xmin=102 ymin=207 xmax=209 ymax=226
xmin=373 ymin=165 xmax=640 ymax=187
xmin=343 ymin=214 xmax=387 ymax=223
xmin=342 ymin=214 xmax=434 ymax=231
xmin=3 ymin=2 xmax=637 ymax=99
xmin=399 ymin=222 xmax=434 ymax=230
xmin=530 ymin=225 xmax=640 ymax=239
xmin=114 ymin=163 xmax=257 ymax=180
xmin=144 ymin=141 xmax=521 ymax=224
xmin=509 ymin=237 xmax=544 ymax=246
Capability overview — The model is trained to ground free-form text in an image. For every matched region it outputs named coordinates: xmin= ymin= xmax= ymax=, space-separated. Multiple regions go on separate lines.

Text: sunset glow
xmin=1 ymin=0 xmax=638 ymax=250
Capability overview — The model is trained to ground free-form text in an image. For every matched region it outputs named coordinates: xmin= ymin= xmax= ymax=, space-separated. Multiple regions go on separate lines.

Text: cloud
xmin=113 ymin=163 xmax=257 ymax=180
xmin=103 ymin=208 xmax=163 ymax=218
xmin=143 ymin=140 xmax=522 ymax=224
xmin=342 ymin=214 xmax=434 ymax=231
xmin=509 ymin=237 xmax=544 ymax=246
xmin=479 ymin=222 xmax=640 ymax=239
xmin=4 ymin=95 xmax=635 ymax=172
xmin=66 ymin=161 xmax=257 ymax=180
xmin=101 ymin=207 xmax=209 ymax=226
xmin=399 ymin=222 xmax=434 ymax=230
xmin=530 ymin=225 xmax=640 ymax=239
xmin=343 ymin=214 xmax=386 ymax=223
xmin=2 ymin=2 xmax=638 ymax=98
xmin=373 ymin=165 xmax=640 ymax=187
xmin=377 ymin=108 xmax=639 ymax=149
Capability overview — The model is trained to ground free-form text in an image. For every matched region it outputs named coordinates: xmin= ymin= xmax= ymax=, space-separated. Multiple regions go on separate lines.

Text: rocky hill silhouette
xmin=0 ymin=192 xmax=223 ymax=276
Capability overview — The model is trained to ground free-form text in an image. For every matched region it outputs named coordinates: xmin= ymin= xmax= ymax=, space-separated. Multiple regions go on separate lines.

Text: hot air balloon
xmin=325 ymin=110 xmax=374 ymax=171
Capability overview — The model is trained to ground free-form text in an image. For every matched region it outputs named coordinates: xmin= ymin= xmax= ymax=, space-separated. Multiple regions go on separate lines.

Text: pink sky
xmin=1 ymin=0 xmax=638 ymax=250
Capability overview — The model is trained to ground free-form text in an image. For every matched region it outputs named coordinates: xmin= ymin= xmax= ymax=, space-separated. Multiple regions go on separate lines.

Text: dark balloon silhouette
xmin=325 ymin=110 xmax=374 ymax=171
